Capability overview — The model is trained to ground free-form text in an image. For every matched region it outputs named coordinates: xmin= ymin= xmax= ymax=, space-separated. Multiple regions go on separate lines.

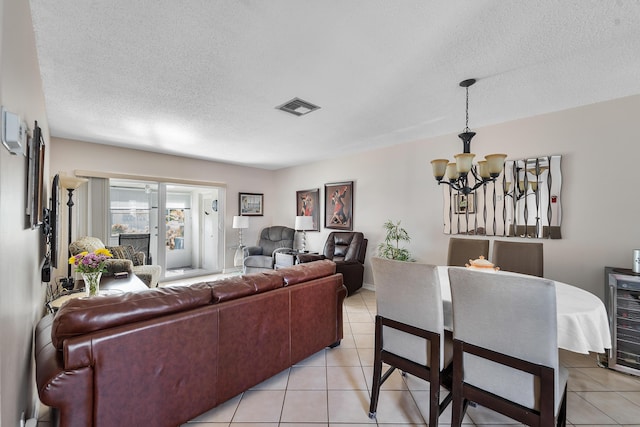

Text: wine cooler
xmin=605 ymin=267 xmax=640 ymax=376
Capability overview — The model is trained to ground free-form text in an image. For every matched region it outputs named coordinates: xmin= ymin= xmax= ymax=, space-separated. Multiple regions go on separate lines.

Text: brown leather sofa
xmin=298 ymin=231 xmax=367 ymax=295
xmin=35 ymin=260 xmax=346 ymax=427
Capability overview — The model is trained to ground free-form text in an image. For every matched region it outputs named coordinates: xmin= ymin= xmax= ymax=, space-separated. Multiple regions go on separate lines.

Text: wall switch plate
xmin=2 ymin=107 xmax=26 ymax=155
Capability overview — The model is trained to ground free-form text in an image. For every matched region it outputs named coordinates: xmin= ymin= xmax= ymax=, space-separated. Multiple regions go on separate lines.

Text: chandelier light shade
xmin=431 ymin=79 xmax=507 ymax=195
xmin=295 ymin=215 xmax=314 ymax=252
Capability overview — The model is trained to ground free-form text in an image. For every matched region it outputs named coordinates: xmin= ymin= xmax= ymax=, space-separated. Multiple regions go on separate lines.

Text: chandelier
xmin=504 ymin=160 xmax=548 ymax=201
xmin=430 ymin=79 xmax=507 ymax=195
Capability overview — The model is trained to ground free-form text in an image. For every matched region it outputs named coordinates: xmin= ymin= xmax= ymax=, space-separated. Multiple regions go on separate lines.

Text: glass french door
xmin=109 ymin=179 xmax=224 ymax=281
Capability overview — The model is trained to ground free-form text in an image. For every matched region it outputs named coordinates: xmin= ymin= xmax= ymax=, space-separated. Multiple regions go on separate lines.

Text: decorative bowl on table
xmin=465 ymin=255 xmax=499 ymax=272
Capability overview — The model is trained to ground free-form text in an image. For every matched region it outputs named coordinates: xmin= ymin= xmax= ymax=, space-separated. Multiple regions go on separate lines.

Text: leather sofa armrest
xmin=297 ymin=254 xmax=326 ymax=263
xmin=333 ymin=260 xmax=360 ymax=266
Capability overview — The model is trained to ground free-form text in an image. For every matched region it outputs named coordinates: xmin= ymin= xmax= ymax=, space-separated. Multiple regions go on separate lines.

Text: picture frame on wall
xmin=239 ymin=192 xmax=264 ymax=216
xmin=454 ymin=193 xmax=475 ymax=214
xmin=27 ymin=121 xmax=45 ymax=228
xmin=296 ymin=188 xmax=320 ymax=231
xmin=324 ymin=181 xmax=353 ymax=230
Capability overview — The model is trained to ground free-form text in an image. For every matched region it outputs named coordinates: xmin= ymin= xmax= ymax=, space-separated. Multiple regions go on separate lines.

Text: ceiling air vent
xmin=276 ymin=98 xmax=320 ymax=116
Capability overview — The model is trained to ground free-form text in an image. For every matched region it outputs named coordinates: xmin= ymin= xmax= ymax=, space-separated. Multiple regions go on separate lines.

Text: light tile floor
xmin=39 ymin=287 xmax=640 ymax=426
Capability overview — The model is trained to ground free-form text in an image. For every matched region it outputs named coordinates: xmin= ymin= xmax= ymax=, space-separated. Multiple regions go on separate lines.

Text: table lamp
xmin=294 ymin=215 xmax=314 ymax=252
xmin=232 ymin=215 xmax=249 ymax=268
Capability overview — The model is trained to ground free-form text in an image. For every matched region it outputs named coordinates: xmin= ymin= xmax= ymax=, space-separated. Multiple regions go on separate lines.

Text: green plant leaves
xmin=378 ymin=220 xmax=414 ymax=261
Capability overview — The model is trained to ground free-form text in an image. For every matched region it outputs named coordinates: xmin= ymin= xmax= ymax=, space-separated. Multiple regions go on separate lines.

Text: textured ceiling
xmin=29 ymin=0 xmax=640 ymax=170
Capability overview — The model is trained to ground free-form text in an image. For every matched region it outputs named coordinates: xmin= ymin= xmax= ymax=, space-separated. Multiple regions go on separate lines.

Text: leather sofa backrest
xmin=52 ymin=284 xmax=213 ymax=349
xmin=276 ymin=259 xmax=337 ymax=286
xmin=51 ymin=260 xmax=337 ymax=350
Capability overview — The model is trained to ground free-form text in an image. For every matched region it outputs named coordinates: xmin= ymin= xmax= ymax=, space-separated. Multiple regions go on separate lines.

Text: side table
xmin=274 ymin=251 xmax=319 ymax=270
xmin=47 ymin=273 xmax=148 ymax=312
xmin=274 ymin=251 xmax=297 ymax=270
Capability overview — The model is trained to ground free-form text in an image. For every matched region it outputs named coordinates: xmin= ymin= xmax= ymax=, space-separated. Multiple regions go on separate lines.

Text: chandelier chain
xmin=464 ymin=86 xmax=470 ymax=132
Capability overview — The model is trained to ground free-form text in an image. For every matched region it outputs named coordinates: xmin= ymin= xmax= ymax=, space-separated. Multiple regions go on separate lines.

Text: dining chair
xmin=447 ymin=237 xmax=489 ymax=267
xmin=448 ymin=268 xmax=568 ymax=427
xmin=491 ymin=240 xmax=544 ymax=277
xmin=369 ymin=257 xmax=453 ymax=426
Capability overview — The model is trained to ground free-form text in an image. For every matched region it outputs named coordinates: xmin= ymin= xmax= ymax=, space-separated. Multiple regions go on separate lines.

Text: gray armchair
xmin=243 ymin=226 xmax=295 ymax=274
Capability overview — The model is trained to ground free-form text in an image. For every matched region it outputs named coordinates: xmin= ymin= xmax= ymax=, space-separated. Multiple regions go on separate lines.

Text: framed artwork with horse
xmin=296 ymin=188 xmax=320 ymax=231
xmin=324 ymin=181 xmax=353 ymax=230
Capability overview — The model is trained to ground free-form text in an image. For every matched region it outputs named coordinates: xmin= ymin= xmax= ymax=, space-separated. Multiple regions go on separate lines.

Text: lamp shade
xmin=232 ymin=215 xmax=249 ymax=229
xmin=430 ymin=159 xmax=449 ymax=180
xmin=295 ymin=215 xmax=314 ymax=231
xmin=58 ymin=174 xmax=88 ymax=190
xmin=484 ymin=153 xmax=507 ymax=176
xmin=454 ymin=153 xmax=475 ymax=174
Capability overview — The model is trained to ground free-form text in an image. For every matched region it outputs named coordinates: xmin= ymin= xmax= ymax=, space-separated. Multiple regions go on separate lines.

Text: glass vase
xmin=82 ymin=272 xmax=102 ymax=296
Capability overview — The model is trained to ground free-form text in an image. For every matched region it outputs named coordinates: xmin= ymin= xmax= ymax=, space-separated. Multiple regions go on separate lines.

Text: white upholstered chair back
xmin=371 ymin=257 xmax=449 ymax=371
xmin=448 ymin=268 xmax=565 ymax=412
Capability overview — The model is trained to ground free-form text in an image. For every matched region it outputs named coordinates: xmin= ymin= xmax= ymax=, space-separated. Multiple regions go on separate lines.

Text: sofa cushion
xmin=107 ymin=244 xmax=141 ymax=266
xmin=209 ymin=272 xmax=284 ymax=303
xmin=276 ymin=260 xmax=337 ymax=286
xmin=51 ymin=285 xmax=212 ymax=349
xmin=210 ymin=280 xmax=254 ymax=303
xmin=245 ymin=271 xmax=285 ymax=293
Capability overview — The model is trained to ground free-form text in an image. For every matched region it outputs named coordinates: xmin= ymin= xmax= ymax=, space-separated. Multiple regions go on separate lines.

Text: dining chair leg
xmin=557 ymin=384 xmax=567 ymax=427
xmin=451 ymin=340 xmax=464 ymax=427
xmin=429 ymin=375 xmax=440 ymax=427
xmin=368 ymin=316 xmax=384 ymax=419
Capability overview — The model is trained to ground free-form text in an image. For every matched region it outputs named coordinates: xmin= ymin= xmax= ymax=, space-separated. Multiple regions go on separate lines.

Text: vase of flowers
xmin=69 ymin=248 xmax=113 ymax=296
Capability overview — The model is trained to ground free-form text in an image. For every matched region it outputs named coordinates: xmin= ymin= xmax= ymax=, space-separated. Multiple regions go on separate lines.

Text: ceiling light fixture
xmin=430 ymin=79 xmax=507 ymax=195
xmin=276 ymin=97 xmax=320 ymax=116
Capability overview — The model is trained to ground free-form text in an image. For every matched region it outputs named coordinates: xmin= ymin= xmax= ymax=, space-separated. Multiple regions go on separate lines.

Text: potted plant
xmin=378 ymin=220 xmax=413 ymax=261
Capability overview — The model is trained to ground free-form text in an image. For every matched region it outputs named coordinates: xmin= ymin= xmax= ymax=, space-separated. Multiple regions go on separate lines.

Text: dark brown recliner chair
xmin=298 ymin=232 xmax=367 ymax=295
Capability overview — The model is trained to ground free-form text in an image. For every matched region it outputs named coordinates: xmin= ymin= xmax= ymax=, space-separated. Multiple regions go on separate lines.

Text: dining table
xmin=436 ymin=266 xmax=612 ymax=354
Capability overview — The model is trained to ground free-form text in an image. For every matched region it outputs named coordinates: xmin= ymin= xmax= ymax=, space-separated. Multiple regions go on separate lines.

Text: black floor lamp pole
xmin=59 ymin=175 xmax=88 ymax=289
xmin=66 ymin=187 xmax=75 ymax=279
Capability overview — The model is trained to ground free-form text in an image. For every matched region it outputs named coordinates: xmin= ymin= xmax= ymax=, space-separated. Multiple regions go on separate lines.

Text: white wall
xmin=50 ymin=138 xmax=276 ymax=273
xmin=273 ymin=95 xmax=640 ymax=299
xmin=52 ymin=95 xmax=640 ymax=301
xmin=0 ymin=0 xmax=51 ymax=424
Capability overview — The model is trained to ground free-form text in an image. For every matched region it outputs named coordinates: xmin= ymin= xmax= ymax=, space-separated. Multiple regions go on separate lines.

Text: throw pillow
xmin=107 ymin=245 xmax=141 ymax=266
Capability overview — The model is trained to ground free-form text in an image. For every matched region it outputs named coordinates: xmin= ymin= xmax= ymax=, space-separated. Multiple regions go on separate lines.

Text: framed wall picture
xmin=296 ymin=188 xmax=320 ymax=231
xmin=454 ymin=193 xmax=475 ymax=214
xmin=27 ymin=121 xmax=45 ymax=228
xmin=239 ymin=192 xmax=264 ymax=216
xmin=324 ymin=181 xmax=353 ymax=230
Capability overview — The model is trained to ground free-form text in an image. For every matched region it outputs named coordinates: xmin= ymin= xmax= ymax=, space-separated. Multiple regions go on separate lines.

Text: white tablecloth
xmin=437 ymin=266 xmax=612 ymax=354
